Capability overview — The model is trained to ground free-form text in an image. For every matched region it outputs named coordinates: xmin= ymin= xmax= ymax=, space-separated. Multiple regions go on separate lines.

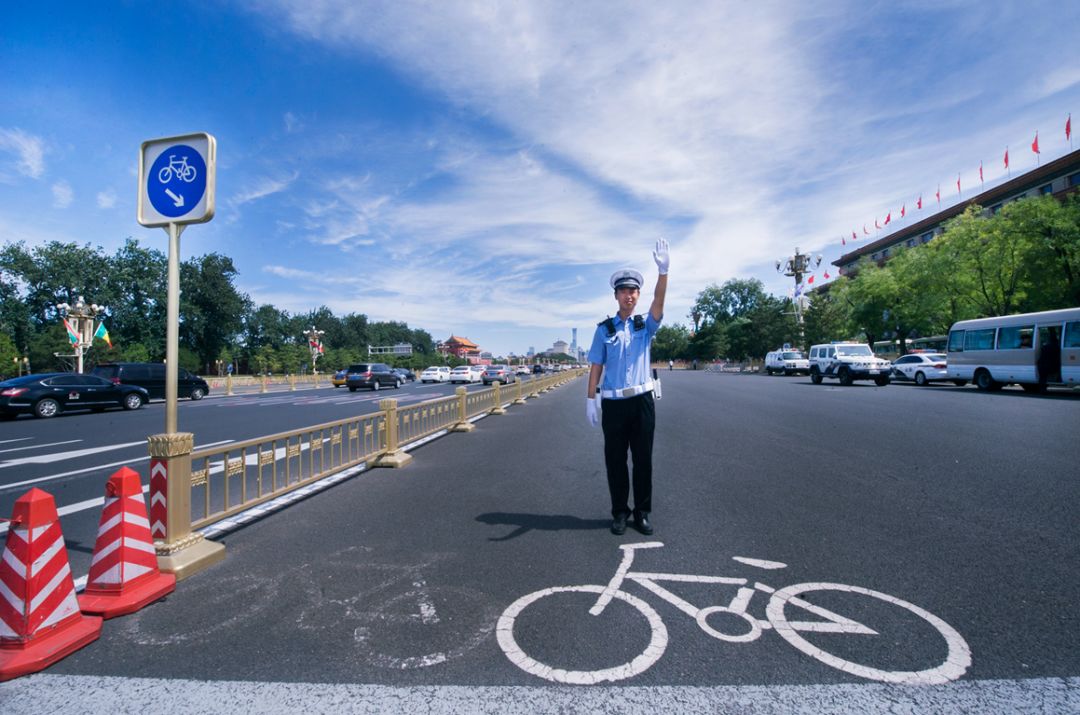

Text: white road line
xmin=0 ymin=440 xmax=145 ymax=468
xmin=0 ymin=439 xmax=82 ymax=455
xmin=0 ymin=438 xmax=33 ymax=445
xmin=0 ymin=439 xmax=236 ymax=495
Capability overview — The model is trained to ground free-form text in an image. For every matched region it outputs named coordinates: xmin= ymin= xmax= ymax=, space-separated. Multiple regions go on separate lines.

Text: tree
xmin=180 ymin=253 xmax=249 ymax=372
xmin=995 ymin=194 xmax=1080 ymax=310
xmin=652 ymin=324 xmax=690 ymax=361
xmin=803 ymin=288 xmax=851 ymax=348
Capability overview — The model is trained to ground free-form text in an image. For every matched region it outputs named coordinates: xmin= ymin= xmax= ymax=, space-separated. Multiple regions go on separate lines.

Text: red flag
xmin=900 ymin=204 xmax=906 ymax=218
xmin=875 ymin=218 xmax=881 ymax=229
xmin=852 ymin=231 xmax=857 ymax=241
xmin=807 ymin=274 xmax=815 ymax=285
xmin=841 ymin=235 xmax=846 ymax=246
xmin=936 ymin=185 xmax=941 ymax=204
xmin=823 ymin=269 xmax=830 ymax=279
xmin=1031 ymin=131 xmax=1040 ymax=154
xmin=1067 ymin=114 xmax=1072 ymax=141
xmin=917 ymin=195 xmax=923 ymax=210
xmin=1004 ymin=147 xmax=1009 ymax=169
xmin=979 ymin=161 xmax=984 ymax=183
xmin=863 ymin=225 xmax=869 ymax=235
xmin=956 ymin=174 xmax=961 ymax=194
xmin=884 ymin=212 xmax=891 ymax=225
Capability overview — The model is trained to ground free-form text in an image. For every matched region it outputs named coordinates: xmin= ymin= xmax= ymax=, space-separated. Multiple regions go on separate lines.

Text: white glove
xmin=585 ymin=396 xmax=599 ymax=427
xmin=653 ymin=237 xmax=670 ymax=275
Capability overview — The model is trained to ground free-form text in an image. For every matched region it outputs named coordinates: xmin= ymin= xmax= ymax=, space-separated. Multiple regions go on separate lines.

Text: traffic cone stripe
xmin=78 ymin=467 xmax=175 ymax=618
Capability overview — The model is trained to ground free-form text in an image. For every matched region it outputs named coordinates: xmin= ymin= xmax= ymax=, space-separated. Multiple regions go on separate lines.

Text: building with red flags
xmin=833 ymin=147 xmax=1080 ymax=277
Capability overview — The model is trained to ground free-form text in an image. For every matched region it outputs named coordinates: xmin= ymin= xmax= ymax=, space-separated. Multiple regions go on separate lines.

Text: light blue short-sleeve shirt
xmin=588 ymin=313 xmax=662 ymax=394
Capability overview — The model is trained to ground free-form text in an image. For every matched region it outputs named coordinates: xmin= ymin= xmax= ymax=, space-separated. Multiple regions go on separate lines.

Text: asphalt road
xmin=0 ymin=377 xmax=522 ymax=581
xmin=3 ymin=372 xmax=1079 ymax=713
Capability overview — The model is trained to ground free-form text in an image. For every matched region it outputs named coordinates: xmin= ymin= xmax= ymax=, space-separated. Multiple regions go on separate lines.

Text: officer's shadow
xmin=476 ymin=512 xmax=611 ymax=541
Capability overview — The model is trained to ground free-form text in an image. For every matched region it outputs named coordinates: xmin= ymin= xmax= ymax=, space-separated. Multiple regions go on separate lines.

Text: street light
xmin=12 ymin=356 xmax=29 ymax=377
xmin=55 ymin=295 xmax=106 ymax=373
xmin=776 ymin=248 xmax=822 ymax=344
xmin=303 ymin=326 xmax=325 ymax=374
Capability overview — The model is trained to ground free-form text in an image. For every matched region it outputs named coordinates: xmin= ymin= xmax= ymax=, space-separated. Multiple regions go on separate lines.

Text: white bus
xmin=946 ymin=307 xmax=1080 ymax=391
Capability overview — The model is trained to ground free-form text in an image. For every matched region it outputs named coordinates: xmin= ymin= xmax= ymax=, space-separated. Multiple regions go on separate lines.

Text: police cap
xmin=610 ymin=268 xmax=643 ymax=291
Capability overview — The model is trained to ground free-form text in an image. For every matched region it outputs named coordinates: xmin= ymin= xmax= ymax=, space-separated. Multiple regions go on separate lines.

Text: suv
xmin=764 ymin=349 xmax=810 ymax=376
xmin=91 ymin=362 xmax=209 ymax=400
xmin=345 ymin=363 xmax=400 ymax=391
xmin=808 ymin=343 xmax=891 ymax=386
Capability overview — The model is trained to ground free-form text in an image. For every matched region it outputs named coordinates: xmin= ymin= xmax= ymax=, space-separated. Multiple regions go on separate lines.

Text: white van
xmin=764 ymin=349 xmax=809 ymax=376
xmin=946 ymin=307 xmax=1080 ymax=391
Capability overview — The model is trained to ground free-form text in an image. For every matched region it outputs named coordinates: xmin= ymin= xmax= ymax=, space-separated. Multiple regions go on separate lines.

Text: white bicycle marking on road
xmin=499 ymin=542 xmax=971 ymax=685
xmin=732 ymin=556 xmax=787 ymax=569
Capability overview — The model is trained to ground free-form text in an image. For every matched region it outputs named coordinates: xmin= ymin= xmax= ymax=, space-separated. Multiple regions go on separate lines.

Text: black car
xmin=532 ymin=364 xmax=545 ymax=374
xmin=91 ymin=362 xmax=209 ymax=401
xmin=345 ymin=363 xmax=401 ymax=391
xmin=0 ymin=373 xmax=149 ymax=419
xmin=392 ymin=367 xmax=416 ymax=382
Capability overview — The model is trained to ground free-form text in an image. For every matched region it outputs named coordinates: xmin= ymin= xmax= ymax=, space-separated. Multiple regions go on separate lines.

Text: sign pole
xmin=165 ymin=222 xmax=184 ymax=434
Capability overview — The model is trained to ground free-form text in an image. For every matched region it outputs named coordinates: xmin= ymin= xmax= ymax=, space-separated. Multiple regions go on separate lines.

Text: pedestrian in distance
xmin=586 ymin=238 xmax=669 ymax=536
xmin=668 ymin=359 xmax=674 ymax=371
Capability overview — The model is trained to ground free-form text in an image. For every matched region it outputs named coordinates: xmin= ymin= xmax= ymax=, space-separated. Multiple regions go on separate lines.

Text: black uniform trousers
xmin=600 ymin=392 xmax=655 ymax=519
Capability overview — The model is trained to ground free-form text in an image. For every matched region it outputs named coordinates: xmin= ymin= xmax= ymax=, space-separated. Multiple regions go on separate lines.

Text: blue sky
xmin=3 ymin=1 xmax=1079 ymax=357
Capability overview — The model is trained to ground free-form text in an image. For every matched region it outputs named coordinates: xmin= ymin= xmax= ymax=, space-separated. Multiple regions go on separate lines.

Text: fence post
xmin=513 ymin=375 xmax=526 ymax=404
xmin=148 ymin=433 xmax=225 ymax=580
xmin=226 ymin=372 xmax=233 ymax=396
xmin=450 ymin=386 xmax=475 ymax=432
xmin=529 ymin=375 xmax=541 ymax=399
xmin=374 ymin=398 xmax=413 ymax=468
xmin=491 ymin=382 xmax=506 ymax=415
xmin=261 ymin=374 xmax=268 ymax=393
xmin=289 ymin=374 xmax=296 ymax=391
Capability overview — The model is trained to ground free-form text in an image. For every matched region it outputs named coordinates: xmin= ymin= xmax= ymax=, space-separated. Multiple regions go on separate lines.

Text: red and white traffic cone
xmin=0 ymin=488 xmax=102 ymax=681
xmin=78 ymin=467 xmax=175 ymax=619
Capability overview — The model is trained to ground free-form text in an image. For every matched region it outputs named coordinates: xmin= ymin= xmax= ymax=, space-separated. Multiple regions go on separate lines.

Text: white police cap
xmin=610 ymin=268 xmax=643 ymax=290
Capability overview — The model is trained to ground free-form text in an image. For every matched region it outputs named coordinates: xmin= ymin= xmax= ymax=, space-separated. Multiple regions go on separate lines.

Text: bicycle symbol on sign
xmin=497 ymin=542 xmax=971 ymax=685
xmin=157 ymin=154 xmax=197 ymax=184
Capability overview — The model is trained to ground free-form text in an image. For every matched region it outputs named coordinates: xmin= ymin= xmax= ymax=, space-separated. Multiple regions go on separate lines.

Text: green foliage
xmin=652 ymin=324 xmax=690 ymax=361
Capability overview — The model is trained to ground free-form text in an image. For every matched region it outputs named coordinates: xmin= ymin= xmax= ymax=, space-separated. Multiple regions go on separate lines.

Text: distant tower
xmin=571 ymin=328 xmax=578 ymax=354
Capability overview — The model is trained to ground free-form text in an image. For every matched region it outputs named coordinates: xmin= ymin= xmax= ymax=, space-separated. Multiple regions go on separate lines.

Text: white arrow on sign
xmin=164 ymin=188 xmax=185 ymax=207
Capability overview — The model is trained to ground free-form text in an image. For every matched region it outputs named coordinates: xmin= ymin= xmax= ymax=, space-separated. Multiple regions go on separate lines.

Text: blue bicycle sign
xmin=138 ymin=133 xmax=216 ymax=227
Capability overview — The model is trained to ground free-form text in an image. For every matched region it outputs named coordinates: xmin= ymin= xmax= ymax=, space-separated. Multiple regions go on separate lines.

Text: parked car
xmin=532 ymin=364 xmax=545 ymax=374
xmin=0 ymin=373 xmax=149 ymax=419
xmin=420 ymin=366 xmax=451 ymax=383
xmin=392 ymin=367 xmax=416 ymax=383
xmin=91 ymin=362 xmax=209 ymax=400
xmin=891 ymin=352 xmax=951 ymax=386
xmin=482 ymin=365 xmax=516 ymax=385
xmin=808 ymin=342 xmax=891 ymax=386
xmin=450 ymin=366 xmax=480 ymax=384
xmin=764 ymin=349 xmax=810 ymax=376
xmin=514 ymin=365 xmax=531 ymax=376
xmin=331 ymin=368 xmax=348 ymax=387
xmin=345 ymin=363 xmax=400 ymax=391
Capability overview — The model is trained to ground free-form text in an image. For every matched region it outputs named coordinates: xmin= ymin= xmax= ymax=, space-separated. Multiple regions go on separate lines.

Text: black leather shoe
xmin=634 ymin=513 xmax=653 ymax=535
xmin=611 ymin=514 xmax=628 ymax=535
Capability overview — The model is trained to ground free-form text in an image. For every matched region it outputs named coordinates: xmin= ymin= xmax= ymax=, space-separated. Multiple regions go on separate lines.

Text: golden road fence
xmin=147 ymin=369 xmax=584 ymax=578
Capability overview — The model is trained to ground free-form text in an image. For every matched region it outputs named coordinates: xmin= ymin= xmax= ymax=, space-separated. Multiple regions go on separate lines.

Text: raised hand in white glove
xmin=585 ymin=397 xmax=600 ymax=427
xmin=653 ymin=237 xmax=670 ymax=275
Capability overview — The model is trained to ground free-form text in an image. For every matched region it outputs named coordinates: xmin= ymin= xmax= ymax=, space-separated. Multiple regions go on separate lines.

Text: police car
xmin=808 ymin=342 xmax=892 ymax=386
xmin=764 ymin=349 xmax=810 ymax=376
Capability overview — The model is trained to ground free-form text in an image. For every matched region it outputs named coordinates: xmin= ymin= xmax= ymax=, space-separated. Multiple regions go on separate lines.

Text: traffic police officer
xmin=586 ymin=238 xmax=669 ymax=535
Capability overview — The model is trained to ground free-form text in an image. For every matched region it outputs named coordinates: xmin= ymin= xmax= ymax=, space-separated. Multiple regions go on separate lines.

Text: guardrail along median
xmin=148 ymin=369 xmax=585 ymax=578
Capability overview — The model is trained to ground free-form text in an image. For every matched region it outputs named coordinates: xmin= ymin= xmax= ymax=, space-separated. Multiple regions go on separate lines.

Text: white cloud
xmin=96 ymin=189 xmax=116 ymax=209
xmin=284 ymin=112 xmax=303 ymax=133
xmin=0 ymin=127 xmax=46 ymax=179
xmin=230 ymin=171 xmax=300 ymax=207
xmin=51 ymin=181 xmax=73 ymax=208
